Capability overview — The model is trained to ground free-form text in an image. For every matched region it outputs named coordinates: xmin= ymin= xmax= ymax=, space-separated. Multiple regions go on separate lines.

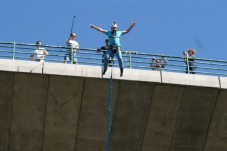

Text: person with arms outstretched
xmin=90 ymin=22 xmax=136 ymax=77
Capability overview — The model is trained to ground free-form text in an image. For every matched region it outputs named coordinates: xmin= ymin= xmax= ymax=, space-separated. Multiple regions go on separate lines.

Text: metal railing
xmin=0 ymin=41 xmax=227 ymax=77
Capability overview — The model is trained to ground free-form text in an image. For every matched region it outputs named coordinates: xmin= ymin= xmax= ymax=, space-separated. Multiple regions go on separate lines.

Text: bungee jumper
xmin=89 ymin=21 xmax=136 ymax=77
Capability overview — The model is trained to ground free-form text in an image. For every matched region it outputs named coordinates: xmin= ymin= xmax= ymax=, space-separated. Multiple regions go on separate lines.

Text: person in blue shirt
xmin=90 ymin=22 xmax=136 ymax=77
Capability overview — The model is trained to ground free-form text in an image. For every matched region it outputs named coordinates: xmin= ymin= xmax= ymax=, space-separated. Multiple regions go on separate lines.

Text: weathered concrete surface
xmin=0 ymin=72 xmax=13 ymax=151
xmin=43 ymin=62 xmax=161 ymax=83
xmin=142 ymin=85 xmax=184 ymax=151
xmin=110 ymin=81 xmax=155 ymax=151
xmin=75 ymin=79 xmax=119 ymax=151
xmin=204 ymin=89 xmax=227 ymax=151
xmin=9 ymin=73 xmax=48 ymax=151
xmin=42 ymin=75 xmax=83 ymax=151
xmin=162 ymin=72 xmax=220 ymax=88
xmin=0 ymin=59 xmax=227 ymax=151
xmin=43 ymin=62 xmax=101 ymax=79
xmin=220 ymin=77 xmax=227 ymax=89
xmin=170 ymin=87 xmax=218 ymax=151
xmin=0 ymin=59 xmax=43 ymax=74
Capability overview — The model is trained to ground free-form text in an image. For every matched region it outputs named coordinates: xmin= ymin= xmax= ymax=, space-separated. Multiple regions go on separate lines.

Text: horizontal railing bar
xmin=196 ymin=66 xmax=227 ymax=71
xmin=196 ymin=61 xmax=227 ymax=66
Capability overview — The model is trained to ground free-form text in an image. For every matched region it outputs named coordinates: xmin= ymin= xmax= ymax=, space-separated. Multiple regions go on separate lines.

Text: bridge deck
xmin=0 ymin=59 xmax=227 ymax=151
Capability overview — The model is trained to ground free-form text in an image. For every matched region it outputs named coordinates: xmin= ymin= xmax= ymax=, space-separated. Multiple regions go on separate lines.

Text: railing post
xmin=129 ymin=51 xmax=132 ymax=69
xmin=12 ymin=42 xmax=16 ymax=60
xmin=186 ymin=53 xmax=190 ymax=74
xmin=71 ymin=47 xmax=73 ymax=64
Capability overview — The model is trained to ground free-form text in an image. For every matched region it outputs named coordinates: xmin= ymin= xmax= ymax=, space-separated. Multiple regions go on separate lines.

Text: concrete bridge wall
xmin=0 ymin=59 xmax=227 ymax=151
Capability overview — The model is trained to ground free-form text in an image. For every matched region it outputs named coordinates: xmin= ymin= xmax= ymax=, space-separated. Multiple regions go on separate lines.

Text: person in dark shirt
xmin=96 ymin=39 xmax=113 ymax=66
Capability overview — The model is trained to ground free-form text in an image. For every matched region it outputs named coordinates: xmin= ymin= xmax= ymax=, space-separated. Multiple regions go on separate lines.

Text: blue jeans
xmin=103 ymin=49 xmax=124 ymax=71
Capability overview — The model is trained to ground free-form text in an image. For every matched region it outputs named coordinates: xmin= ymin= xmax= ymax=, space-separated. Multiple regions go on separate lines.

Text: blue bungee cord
xmin=105 ymin=55 xmax=114 ymax=151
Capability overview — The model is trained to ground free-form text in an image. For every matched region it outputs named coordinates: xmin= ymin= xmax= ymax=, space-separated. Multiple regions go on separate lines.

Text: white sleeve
xmin=33 ymin=50 xmax=38 ymax=55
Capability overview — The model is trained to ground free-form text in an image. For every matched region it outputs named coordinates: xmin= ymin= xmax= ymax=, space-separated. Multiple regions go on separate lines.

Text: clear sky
xmin=1 ymin=0 xmax=227 ymax=60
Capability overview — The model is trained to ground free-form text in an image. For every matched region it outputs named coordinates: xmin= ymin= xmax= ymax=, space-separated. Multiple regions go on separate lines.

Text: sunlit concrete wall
xmin=0 ymin=59 xmax=227 ymax=151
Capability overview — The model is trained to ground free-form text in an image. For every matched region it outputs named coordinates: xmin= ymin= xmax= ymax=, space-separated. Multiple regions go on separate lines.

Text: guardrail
xmin=0 ymin=41 xmax=227 ymax=77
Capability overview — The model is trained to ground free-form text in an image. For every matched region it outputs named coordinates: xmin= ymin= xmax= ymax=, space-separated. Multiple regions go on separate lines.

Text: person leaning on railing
xmin=30 ymin=41 xmax=49 ymax=63
xmin=64 ymin=33 xmax=79 ymax=64
xmin=96 ymin=38 xmax=113 ymax=66
xmin=150 ymin=54 xmax=168 ymax=71
xmin=183 ymin=48 xmax=197 ymax=74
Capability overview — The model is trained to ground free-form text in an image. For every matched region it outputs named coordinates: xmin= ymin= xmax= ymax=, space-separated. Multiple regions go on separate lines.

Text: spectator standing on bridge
xmin=150 ymin=54 xmax=168 ymax=71
xmin=30 ymin=41 xmax=49 ymax=63
xmin=183 ymin=48 xmax=197 ymax=74
xmin=96 ymin=38 xmax=113 ymax=66
xmin=64 ymin=33 xmax=79 ymax=64
xmin=90 ymin=22 xmax=136 ymax=77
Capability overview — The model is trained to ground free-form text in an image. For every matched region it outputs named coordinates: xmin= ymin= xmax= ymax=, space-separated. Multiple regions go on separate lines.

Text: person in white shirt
xmin=64 ymin=33 xmax=79 ymax=64
xmin=30 ymin=41 xmax=49 ymax=63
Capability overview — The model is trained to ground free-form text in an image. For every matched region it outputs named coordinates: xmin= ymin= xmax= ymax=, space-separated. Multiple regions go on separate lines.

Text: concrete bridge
xmin=0 ymin=59 xmax=227 ymax=151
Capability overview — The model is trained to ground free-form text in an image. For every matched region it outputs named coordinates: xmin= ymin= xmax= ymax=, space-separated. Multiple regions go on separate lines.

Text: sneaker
xmin=102 ymin=69 xmax=107 ymax=75
xmin=120 ymin=69 xmax=123 ymax=77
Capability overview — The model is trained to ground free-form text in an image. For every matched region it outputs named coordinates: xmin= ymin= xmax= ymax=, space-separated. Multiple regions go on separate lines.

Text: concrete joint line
xmin=160 ymin=71 xmax=163 ymax=83
xmin=218 ymin=76 xmax=221 ymax=89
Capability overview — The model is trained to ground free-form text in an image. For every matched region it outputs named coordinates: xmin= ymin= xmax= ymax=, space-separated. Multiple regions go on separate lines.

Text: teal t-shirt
xmin=105 ymin=31 xmax=124 ymax=47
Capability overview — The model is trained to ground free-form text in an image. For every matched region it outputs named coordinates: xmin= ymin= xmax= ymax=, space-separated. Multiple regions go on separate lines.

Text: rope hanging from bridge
xmin=105 ymin=56 xmax=114 ymax=151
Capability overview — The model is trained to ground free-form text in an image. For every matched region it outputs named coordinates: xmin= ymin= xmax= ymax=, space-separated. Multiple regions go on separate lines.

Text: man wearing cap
xmin=90 ymin=22 xmax=136 ymax=77
xmin=64 ymin=33 xmax=79 ymax=64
